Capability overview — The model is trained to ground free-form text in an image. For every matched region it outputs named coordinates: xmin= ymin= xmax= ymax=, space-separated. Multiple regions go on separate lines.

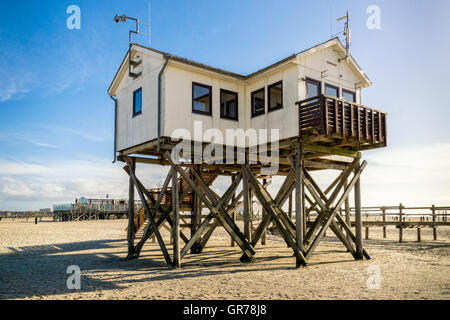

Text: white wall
xmin=115 ymin=49 xmax=166 ymax=151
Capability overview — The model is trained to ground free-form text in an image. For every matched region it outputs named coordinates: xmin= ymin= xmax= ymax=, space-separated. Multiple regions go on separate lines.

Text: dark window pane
xmin=252 ymin=88 xmax=265 ymax=117
xmin=133 ymin=88 xmax=142 ymax=115
xmin=193 ymin=83 xmax=211 ymax=114
xmin=306 ymin=81 xmax=320 ymax=98
xmin=220 ymin=90 xmax=238 ymax=120
xmin=343 ymin=90 xmax=356 ymax=103
xmin=325 ymin=84 xmax=339 ymax=98
xmin=268 ymin=81 xmax=283 ymax=111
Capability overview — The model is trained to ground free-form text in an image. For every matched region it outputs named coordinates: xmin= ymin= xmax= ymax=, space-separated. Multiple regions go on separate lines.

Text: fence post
xmin=382 ymin=206 xmax=386 ymax=238
xmin=399 ymin=203 xmax=403 ymax=243
xmin=417 ymin=227 xmax=421 ymax=242
xmin=432 ymin=205 xmax=437 ymax=240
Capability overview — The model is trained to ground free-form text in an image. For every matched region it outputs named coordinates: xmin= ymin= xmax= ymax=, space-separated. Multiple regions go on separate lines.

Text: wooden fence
xmin=309 ymin=204 xmax=449 ymax=243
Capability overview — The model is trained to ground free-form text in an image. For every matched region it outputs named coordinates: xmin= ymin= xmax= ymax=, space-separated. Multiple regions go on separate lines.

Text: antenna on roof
xmin=336 ymin=11 xmax=351 ymax=62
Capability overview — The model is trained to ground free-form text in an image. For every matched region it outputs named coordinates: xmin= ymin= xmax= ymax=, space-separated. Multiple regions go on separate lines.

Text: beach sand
xmin=0 ymin=218 xmax=449 ymax=300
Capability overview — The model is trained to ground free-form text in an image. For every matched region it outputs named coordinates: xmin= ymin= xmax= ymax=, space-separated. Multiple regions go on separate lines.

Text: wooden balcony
xmin=296 ymin=94 xmax=387 ymax=151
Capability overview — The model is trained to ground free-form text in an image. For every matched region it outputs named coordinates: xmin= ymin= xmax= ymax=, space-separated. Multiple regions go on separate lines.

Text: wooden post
xmin=261 ymin=178 xmax=267 ymax=245
xmin=172 ymin=168 xmax=181 ymax=268
xmin=126 ymin=158 xmax=136 ymax=259
xmin=382 ymin=206 xmax=386 ymax=238
xmin=242 ymin=167 xmax=251 ymax=242
xmin=231 ymin=176 xmax=236 ymax=247
xmin=399 ymin=203 xmax=403 ymax=243
xmin=288 ymin=193 xmax=293 ymax=219
xmin=295 ymin=147 xmax=304 ymax=252
xmin=354 ymin=154 xmax=363 ymax=259
xmin=417 ymin=227 xmax=421 ymax=242
xmin=344 ymin=180 xmax=351 ymax=242
xmin=432 ymin=204 xmax=437 ymax=240
xmin=191 ymin=166 xmax=202 ymax=254
xmin=365 ymin=226 xmax=369 ymax=240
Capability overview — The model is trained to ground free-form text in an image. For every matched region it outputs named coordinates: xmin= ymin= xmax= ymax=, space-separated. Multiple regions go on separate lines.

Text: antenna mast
xmin=336 ymin=11 xmax=351 ymax=62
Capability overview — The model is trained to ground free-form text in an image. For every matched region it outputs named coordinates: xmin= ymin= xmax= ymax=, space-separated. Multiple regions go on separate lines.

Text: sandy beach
xmin=0 ymin=218 xmax=449 ymax=300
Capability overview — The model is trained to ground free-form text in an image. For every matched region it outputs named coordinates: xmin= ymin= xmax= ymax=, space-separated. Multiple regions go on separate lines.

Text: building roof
xmin=108 ymin=37 xmax=371 ymax=96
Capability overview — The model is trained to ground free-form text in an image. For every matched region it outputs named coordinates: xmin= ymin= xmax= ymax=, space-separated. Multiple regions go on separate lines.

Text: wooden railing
xmin=296 ymin=95 xmax=387 ymax=146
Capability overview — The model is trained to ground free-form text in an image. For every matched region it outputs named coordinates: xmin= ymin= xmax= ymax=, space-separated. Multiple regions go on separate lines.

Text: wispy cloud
xmin=0 ymin=74 xmax=33 ymax=102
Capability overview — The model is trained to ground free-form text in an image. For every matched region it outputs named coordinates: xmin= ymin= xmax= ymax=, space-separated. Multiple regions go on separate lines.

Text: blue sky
xmin=1 ymin=0 xmax=449 ymax=210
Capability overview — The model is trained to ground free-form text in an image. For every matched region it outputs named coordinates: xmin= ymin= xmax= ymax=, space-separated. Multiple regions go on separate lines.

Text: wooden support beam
xmin=242 ymin=166 xmax=251 ymax=242
xmin=172 ymin=168 xmax=181 ymax=268
xmin=399 ymin=203 xmax=403 ymax=243
xmin=231 ymin=176 xmax=236 ymax=247
xmin=432 ymin=205 xmax=437 ymax=240
xmin=354 ymin=155 xmax=363 ymax=259
xmin=295 ymin=146 xmax=304 ymax=252
xmin=382 ymin=206 xmax=386 ymax=238
xmin=261 ymin=178 xmax=268 ymax=245
xmin=126 ymin=158 xmax=136 ymax=260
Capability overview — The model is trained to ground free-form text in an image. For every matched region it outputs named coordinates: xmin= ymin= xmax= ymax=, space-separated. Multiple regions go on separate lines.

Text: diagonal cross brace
xmin=124 ymin=164 xmax=173 ymax=266
xmin=163 ymin=152 xmax=256 ymax=262
xmin=242 ymin=165 xmax=307 ymax=267
xmin=305 ymin=160 xmax=367 ymax=260
xmin=179 ymin=173 xmax=242 ymax=258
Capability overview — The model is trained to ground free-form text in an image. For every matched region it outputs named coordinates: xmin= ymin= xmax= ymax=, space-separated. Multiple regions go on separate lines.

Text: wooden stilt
xmin=261 ymin=178 xmax=267 ymax=245
xmin=295 ymin=147 xmax=304 ymax=252
xmin=365 ymin=226 xmax=369 ymax=240
xmin=126 ymin=158 xmax=136 ymax=260
xmin=242 ymin=166 xmax=251 ymax=242
xmin=382 ymin=206 xmax=386 ymax=238
xmin=432 ymin=205 xmax=437 ymax=240
xmin=354 ymin=154 xmax=363 ymax=260
xmin=417 ymin=227 xmax=421 ymax=242
xmin=231 ymin=175 xmax=236 ymax=247
xmin=399 ymin=203 xmax=403 ymax=243
xmin=172 ymin=168 xmax=181 ymax=268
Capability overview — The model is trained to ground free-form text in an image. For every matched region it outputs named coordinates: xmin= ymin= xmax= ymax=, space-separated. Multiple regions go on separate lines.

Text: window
xmin=268 ymin=81 xmax=283 ymax=112
xmin=220 ymin=89 xmax=238 ymax=120
xmin=133 ymin=88 xmax=142 ymax=116
xmin=192 ymin=82 xmax=212 ymax=115
xmin=251 ymin=88 xmax=265 ymax=117
xmin=325 ymin=83 xmax=339 ymax=98
xmin=305 ymin=78 xmax=321 ymax=98
xmin=342 ymin=89 xmax=356 ymax=103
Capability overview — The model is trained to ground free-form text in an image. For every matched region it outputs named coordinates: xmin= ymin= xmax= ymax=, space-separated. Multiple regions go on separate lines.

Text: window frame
xmin=192 ymin=82 xmax=213 ymax=116
xmin=305 ymin=77 xmax=322 ymax=98
xmin=251 ymin=87 xmax=265 ymax=118
xmin=220 ymin=88 xmax=239 ymax=121
xmin=268 ymin=80 xmax=283 ymax=112
xmin=324 ymin=82 xmax=340 ymax=98
xmin=342 ymin=89 xmax=356 ymax=103
xmin=132 ymin=87 xmax=142 ymax=117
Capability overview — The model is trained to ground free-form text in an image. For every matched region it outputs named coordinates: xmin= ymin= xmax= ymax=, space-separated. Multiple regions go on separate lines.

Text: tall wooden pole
xmin=399 ymin=203 xmax=403 ymax=243
xmin=127 ymin=158 xmax=136 ymax=259
xmin=295 ymin=146 xmax=304 ymax=253
xmin=230 ymin=175 xmax=236 ymax=247
xmin=172 ymin=168 xmax=181 ymax=268
xmin=354 ymin=154 xmax=363 ymax=260
xmin=242 ymin=167 xmax=251 ymax=242
xmin=261 ymin=178 xmax=267 ymax=245
xmin=382 ymin=206 xmax=386 ymax=238
xmin=191 ymin=166 xmax=202 ymax=253
xmin=344 ymin=180 xmax=351 ymax=243
xmin=432 ymin=204 xmax=437 ymax=240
